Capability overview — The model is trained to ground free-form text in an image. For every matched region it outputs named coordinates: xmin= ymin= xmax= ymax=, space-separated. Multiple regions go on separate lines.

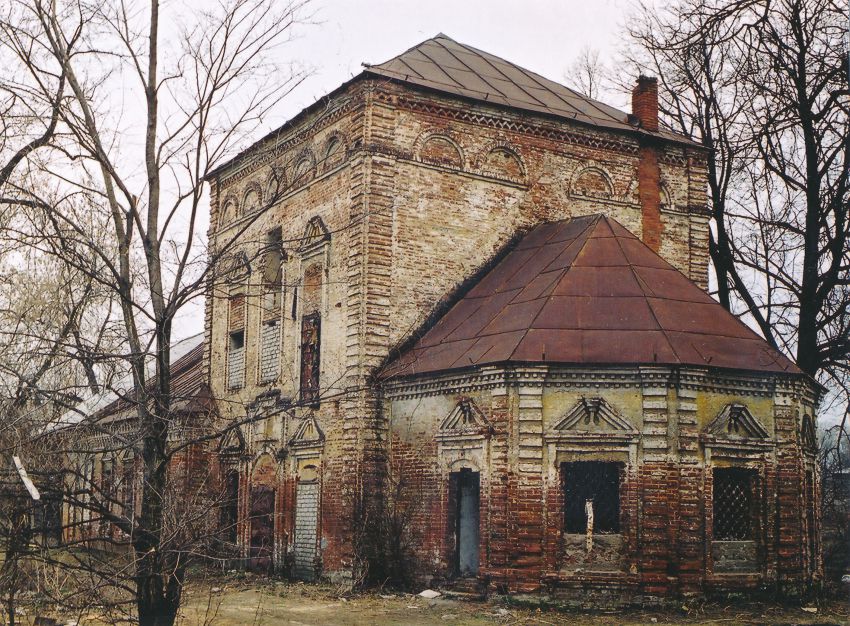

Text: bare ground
xmin=173 ymin=576 xmax=850 ymax=626
xmin=15 ymin=574 xmax=850 ymax=625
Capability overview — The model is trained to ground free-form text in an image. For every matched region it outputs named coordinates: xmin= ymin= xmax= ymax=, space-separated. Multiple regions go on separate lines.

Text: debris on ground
xmin=418 ymin=588 xmax=442 ymax=598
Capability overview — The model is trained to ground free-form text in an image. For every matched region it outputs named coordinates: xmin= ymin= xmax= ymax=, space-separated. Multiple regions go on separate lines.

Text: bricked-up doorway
xmin=451 ymin=469 xmax=480 ymax=577
xmin=711 ymin=467 xmax=759 ymax=572
xmin=249 ymin=486 xmax=274 ymax=572
xmin=293 ymin=473 xmax=320 ymax=581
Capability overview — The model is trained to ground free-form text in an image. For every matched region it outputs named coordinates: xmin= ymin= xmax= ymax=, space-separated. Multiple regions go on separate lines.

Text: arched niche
xmin=418 ymin=134 xmax=463 ymax=168
xmin=242 ymin=185 xmax=262 ymax=214
xmin=292 ymin=150 xmax=316 ymax=185
xmin=218 ymin=196 xmax=238 ymax=226
xmin=482 ymin=147 xmax=524 ymax=180
xmin=266 ymin=167 xmax=286 ymax=201
xmin=571 ymin=166 xmax=614 ymax=199
xmin=321 ymin=134 xmax=345 ymax=170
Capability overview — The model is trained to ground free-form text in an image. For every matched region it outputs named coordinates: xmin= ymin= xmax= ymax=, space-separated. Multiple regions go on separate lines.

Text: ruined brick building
xmin=204 ymin=35 xmax=821 ymax=600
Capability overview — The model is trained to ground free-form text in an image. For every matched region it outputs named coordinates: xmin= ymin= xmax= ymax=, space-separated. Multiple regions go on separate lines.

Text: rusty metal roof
xmin=96 ymin=340 xmax=212 ymax=420
xmin=364 ymin=34 xmax=691 ymax=143
xmin=384 ymin=215 xmax=800 ymax=379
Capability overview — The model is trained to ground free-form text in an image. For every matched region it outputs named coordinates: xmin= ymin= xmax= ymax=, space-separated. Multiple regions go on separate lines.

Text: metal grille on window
xmin=713 ymin=468 xmax=755 ymax=540
xmin=563 ymin=461 xmax=621 ymax=534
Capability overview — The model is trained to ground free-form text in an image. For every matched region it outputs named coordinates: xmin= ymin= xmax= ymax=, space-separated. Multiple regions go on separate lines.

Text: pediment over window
xmin=801 ymin=415 xmax=817 ymax=452
xmin=437 ymin=398 xmax=491 ymax=438
xmin=550 ymin=397 xmax=638 ymax=436
xmin=247 ymin=390 xmax=290 ymax=421
xmin=219 ymin=425 xmax=246 ymax=455
xmin=219 ymin=250 xmax=252 ymax=284
xmin=289 ymin=414 xmax=324 ymax=448
xmin=705 ymin=404 xmax=769 ymax=440
xmin=300 ymin=216 xmax=330 ymax=252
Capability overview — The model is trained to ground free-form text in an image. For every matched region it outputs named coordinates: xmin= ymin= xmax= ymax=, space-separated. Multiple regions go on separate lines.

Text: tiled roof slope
xmin=364 ymin=34 xmax=691 ymax=144
xmin=385 ymin=215 xmax=799 ymax=378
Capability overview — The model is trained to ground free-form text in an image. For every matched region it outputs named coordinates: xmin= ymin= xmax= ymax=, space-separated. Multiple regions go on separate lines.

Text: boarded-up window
xmin=259 ymin=320 xmax=280 ymax=382
xmin=713 ymin=468 xmax=756 ymax=540
xmin=563 ymin=461 xmax=621 ymax=534
xmin=299 ymin=312 xmax=321 ymax=406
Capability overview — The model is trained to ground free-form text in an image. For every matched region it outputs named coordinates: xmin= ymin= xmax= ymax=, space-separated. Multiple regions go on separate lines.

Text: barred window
xmin=713 ymin=467 xmax=757 ymax=540
xmin=563 ymin=461 xmax=621 ymax=534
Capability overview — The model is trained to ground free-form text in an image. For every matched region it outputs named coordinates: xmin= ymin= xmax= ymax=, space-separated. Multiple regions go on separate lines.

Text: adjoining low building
xmin=202 ymin=34 xmax=822 ymax=601
xmin=60 ymin=334 xmax=217 ymax=549
xmin=381 ymin=214 xmax=820 ymax=600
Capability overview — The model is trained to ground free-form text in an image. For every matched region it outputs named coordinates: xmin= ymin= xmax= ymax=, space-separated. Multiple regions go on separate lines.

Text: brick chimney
xmin=632 ymin=75 xmax=659 ymax=132
xmin=633 ymin=76 xmax=662 ymax=251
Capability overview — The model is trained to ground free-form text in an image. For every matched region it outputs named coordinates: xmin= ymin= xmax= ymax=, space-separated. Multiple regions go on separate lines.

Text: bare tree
xmin=0 ymin=0 xmax=311 ymax=622
xmin=565 ymin=45 xmax=607 ymax=100
xmin=625 ymin=0 xmax=849 ymax=383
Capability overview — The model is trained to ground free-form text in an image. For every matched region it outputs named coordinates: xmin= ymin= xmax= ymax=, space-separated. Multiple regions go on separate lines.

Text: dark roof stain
xmin=383 ymin=214 xmax=800 ymax=379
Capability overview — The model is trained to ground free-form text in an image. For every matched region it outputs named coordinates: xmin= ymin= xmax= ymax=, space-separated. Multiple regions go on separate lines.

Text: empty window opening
xmin=713 ymin=467 xmax=756 ymax=540
xmin=563 ymin=461 xmax=621 ymax=534
xmin=228 ymin=329 xmax=246 ymax=389
xmin=222 ymin=471 xmax=240 ymax=544
xmin=299 ymin=312 xmax=321 ymax=406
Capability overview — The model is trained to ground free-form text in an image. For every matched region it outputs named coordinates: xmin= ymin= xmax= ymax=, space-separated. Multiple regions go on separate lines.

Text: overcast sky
xmin=258 ymin=0 xmax=635 ymax=126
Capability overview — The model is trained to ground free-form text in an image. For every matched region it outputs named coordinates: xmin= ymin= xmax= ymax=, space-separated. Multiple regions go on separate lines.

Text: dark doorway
xmin=453 ymin=469 xmax=480 ymax=577
xmin=249 ymin=486 xmax=274 ymax=572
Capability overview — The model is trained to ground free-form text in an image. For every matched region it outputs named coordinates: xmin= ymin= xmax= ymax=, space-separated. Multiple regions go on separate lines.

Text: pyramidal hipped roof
xmin=384 ymin=215 xmax=799 ymax=379
xmin=363 ymin=34 xmax=690 ymax=143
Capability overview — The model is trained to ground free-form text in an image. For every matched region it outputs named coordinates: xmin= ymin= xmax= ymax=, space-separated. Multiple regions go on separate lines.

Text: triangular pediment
xmin=289 ymin=414 xmax=324 ymax=448
xmin=706 ymin=404 xmax=769 ymax=439
xmin=219 ymin=425 xmax=246 ymax=455
xmin=247 ymin=390 xmax=289 ymax=420
xmin=300 ymin=216 xmax=330 ymax=251
xmin=438 ymin=398 xmax=490 ymax=435
xmin=551 ymin=397 xmax=637 ymax=435
xmin=801 ymin=414 xmax=817 ymax=452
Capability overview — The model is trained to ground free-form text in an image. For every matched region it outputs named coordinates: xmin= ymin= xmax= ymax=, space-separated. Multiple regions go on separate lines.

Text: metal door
xmin=455 ymin=470 xmax=480 ymax=577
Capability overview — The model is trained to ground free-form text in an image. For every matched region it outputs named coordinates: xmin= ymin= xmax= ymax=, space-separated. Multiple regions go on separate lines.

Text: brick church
xmin=204 ymin=35 xmax=821 ymax=600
